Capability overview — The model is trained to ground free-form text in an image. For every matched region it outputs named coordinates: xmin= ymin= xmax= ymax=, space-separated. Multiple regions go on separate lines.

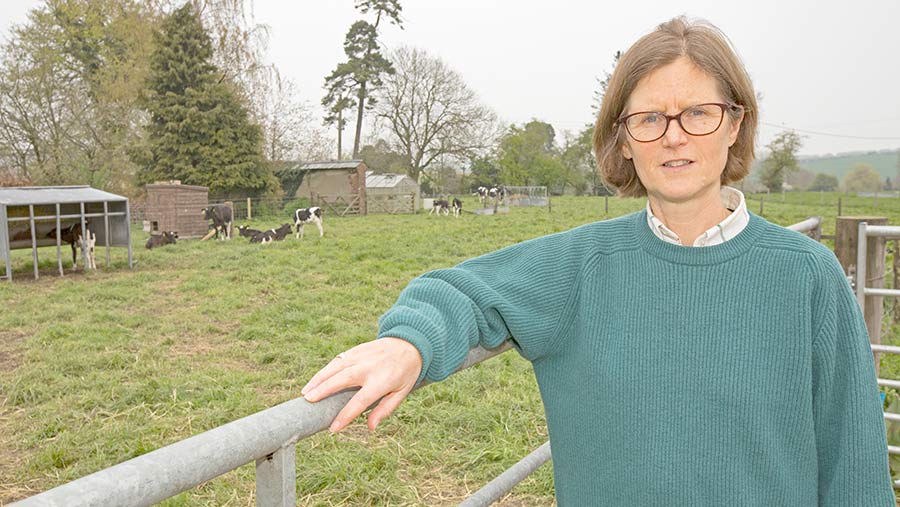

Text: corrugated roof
xmin=366 ymin=173 xmax=414 ymax=189
xmin=301 ymin=160 xmax=365 ymax=170
xmin=0 ymin=186 xmax=128 ymax=205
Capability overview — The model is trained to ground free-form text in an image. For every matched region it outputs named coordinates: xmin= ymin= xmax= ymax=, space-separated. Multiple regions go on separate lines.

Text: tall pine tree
xmin=135 ymin=4 xmax=273 ymax=197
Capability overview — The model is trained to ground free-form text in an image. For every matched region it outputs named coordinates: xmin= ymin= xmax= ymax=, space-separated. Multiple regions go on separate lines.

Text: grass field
xmin=2 ymin=193 xmax=900 ymax=505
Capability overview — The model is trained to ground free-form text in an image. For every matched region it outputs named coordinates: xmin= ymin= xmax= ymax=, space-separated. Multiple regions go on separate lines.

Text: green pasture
xmin=1 ymin=194 xmax=900 ymax=505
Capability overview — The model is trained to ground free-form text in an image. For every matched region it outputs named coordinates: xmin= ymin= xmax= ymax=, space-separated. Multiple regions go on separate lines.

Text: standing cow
xmin=46 ymin=222 xmax=88 ymax=269
xmin=429 ymin=199 xmax=450 ymax=216
xmin=201 ymin=205 xmax=233 ymax=240
xmin=451 ymin=198 xmax=462 ymax=218
xmin=293 ymin=206 xmax=324 ymax=239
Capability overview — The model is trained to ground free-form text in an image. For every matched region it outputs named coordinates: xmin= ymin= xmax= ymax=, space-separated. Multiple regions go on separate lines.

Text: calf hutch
xmin=144 ymin=182 xmax=209 ymax=238
xmin=366 ymin=171 xmax=420 ymax=214
xmin=0 ymin=185 xmax=133 ymax=281
xmin=282 ymin=160 xmax=368 ymax=216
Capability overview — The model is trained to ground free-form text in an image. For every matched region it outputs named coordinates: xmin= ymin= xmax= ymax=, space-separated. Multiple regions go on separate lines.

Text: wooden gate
xmin=313 ymin=194 xmax=361 ymax=217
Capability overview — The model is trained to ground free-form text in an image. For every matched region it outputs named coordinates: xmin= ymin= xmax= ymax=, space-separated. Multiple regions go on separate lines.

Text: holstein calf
xmin=293 ymin=206 xmax=324 ymax=239
xmin=429 ymin=199 xmax=450 ymax=216
xmin=201 ymin=205 xmax=233 ymax=240
xmin=238 ymin=225 xmax=263 ymax=241
xmin=79 ymin=229 xmax=97 ymax=270
xmin=474 ymin=186 xmax=488 ymax=205
xmin=46 ymin=222 xmax=87 ymax=268
xmin=253 ymin=223 xmax=293 ymax=244
xmin=145 ymin=231 xmax=178 ymax=250
xmin=488 ymin=185 xmax=507 ymax=205
xmin=451 ymin=198 xmax=462 ymax=218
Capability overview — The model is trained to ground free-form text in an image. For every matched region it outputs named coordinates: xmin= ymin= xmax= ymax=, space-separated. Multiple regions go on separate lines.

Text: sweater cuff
xmin=377 ymin=325 xmax=433 ymax=386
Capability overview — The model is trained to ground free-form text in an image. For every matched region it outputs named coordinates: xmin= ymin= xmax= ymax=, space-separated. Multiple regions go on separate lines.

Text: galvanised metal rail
xmin=8 ymin=216 xmax=841 ymax=506
xmin=11 ymin=343 xmax=533 ymax=507
xmin=855 ymin=221 xmax=900 ymax=489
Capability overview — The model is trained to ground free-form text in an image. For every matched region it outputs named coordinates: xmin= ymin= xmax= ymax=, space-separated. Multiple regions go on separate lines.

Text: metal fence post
xmin=857 ymin=221 xmax=868 ymax=311
xmin=255 ymin=444 xmax=296 ymax=507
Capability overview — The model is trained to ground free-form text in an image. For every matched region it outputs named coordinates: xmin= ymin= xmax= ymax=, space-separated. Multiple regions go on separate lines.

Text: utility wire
xmin=760 ymin=121 xmax=900 ymax=141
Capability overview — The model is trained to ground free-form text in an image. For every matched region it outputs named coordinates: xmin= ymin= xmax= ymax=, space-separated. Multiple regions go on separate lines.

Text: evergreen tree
xmin=323 ymin=0 xmax=402 ymax=159
xmin=135 ymin=4 xmax=273 ymax=197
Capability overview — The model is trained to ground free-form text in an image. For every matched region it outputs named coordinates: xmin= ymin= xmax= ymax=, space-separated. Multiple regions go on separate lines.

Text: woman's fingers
xmin=302 ymin=364 xmax=361 ymax=403
xmin=367 ymin=388 xmax=412 ymax=430
xmin=301 ymin=353 xmax=348 ymax=396
xmin=329 ymin=385 xmax=384 ymax=433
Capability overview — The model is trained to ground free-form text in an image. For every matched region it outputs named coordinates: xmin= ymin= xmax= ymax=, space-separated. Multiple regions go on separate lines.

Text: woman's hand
xmin=301 ymin=337 xmax=423 ymax=433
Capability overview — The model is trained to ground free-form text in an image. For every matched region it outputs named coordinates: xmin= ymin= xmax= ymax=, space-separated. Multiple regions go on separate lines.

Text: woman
xmin=302 ymin=17 xmax=894 ymax=505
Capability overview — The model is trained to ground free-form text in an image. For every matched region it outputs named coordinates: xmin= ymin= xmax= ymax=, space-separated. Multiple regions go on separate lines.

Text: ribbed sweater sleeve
xmin=377 ymin=226 xmax=594 ymax=384
xmin=808 ymin=250 xmax=894 ymax=505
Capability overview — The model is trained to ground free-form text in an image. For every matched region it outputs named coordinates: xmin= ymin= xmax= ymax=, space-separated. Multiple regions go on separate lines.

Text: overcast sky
xmin=2 ymin=1 xmax=899 ymax=157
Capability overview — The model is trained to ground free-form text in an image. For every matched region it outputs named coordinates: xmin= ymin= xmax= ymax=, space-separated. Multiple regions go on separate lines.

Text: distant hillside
xmin=796 ymin=149 xmax=899 ymax=181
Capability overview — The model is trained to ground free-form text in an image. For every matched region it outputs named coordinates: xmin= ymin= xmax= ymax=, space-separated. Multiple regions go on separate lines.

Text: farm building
xmin=0 ymin=185 xmax=133 ymax=281
xmin=144 ymin=182 xmax=209 ymax=238
xmin=280 ymin=160 xmax=368 ymax=216
xmin=365 ymin=171 xmax=420 ymax=214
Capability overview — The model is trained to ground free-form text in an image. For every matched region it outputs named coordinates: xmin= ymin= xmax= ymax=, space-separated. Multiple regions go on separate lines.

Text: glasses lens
xmin=625 ymin=112 xmax=666 ymax=142
xmin=680 ymin=104 xmax=723 ymax=135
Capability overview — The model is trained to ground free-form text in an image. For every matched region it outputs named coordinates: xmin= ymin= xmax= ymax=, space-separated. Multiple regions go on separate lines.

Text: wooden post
xmin=759 ymin=195 xmax=764 ymax=215
xmin=247 ymin=197 xmax=252 ymax=220
xmin=835 ymin=216 xmax=888 ymax=353
xmin=838 ymin=197 xmax=842 ymax=216
xmin=604 ymin=195 xmax=609 ymax=214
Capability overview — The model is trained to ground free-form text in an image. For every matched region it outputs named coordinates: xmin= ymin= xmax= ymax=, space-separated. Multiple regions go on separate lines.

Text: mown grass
xmin=1 ymin=193 xmax=899 ymax=505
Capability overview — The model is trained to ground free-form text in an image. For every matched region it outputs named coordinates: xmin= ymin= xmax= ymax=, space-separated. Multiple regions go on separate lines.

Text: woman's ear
xmin=621 ymin=141 xmax=633 ymax=160
xmin=727 ymin=111 xmax=744 ymax=148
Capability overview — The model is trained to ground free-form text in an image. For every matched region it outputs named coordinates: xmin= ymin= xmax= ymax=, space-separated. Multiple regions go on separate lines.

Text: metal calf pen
xmin=0 ymin=186 xmax=133 ymax=281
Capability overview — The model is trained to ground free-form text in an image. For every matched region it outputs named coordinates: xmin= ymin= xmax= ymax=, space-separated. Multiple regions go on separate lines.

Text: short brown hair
xmin=593 ymin=17 xmax=758 ymax=197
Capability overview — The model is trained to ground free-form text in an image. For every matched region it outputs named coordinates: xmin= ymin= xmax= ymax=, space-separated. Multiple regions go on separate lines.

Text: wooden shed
xmin=144 ymin=182 xmax=209 ymax=238
xmin=282 ymin=160 xmax=368 ymax=216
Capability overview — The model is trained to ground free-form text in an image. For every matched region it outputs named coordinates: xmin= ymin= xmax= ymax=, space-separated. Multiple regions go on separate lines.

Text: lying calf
xmin=251 ymin=223 xmax=293 ymax=244
xmin=238 ymin=225 xmax=264 ymax=241
xmin=146 ymin=231 xmax=178 ymax=249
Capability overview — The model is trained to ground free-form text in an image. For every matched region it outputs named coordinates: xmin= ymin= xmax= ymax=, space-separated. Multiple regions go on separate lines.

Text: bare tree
xmin=375 ymin=46 xmax=499 ymax=181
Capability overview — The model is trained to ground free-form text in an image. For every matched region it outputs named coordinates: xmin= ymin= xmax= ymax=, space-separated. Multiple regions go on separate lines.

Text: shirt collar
xmin=645 ymin=186 xmax=750 ymax=247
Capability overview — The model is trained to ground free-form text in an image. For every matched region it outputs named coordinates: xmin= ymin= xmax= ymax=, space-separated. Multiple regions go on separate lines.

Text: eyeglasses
xmin=616 ymin=103 xmax=744 ymax=143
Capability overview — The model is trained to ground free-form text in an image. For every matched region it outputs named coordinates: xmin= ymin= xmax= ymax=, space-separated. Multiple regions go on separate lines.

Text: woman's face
xmin=620 ymin=57 xmax=742 ymax=207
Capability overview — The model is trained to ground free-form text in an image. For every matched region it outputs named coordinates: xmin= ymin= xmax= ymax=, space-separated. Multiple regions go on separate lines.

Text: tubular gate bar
xmin=855 ymin=221 xmax=900 ymax=488
xmin=12 ymin=343 xmax=539 ymax=507
xmin=16 ymin=216 xmax=875 ymax=505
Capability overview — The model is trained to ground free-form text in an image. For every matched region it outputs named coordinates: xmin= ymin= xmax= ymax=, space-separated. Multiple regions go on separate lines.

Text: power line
xmin=760 ymin=121 xmax=900 ymax=141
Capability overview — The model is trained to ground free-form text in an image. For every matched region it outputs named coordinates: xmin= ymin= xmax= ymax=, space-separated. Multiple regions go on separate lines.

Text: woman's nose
xmin=661 ymin=117 xmax=689 ymax=147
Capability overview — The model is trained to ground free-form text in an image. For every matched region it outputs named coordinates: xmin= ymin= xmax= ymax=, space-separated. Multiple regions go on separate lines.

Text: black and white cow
xmin=46 ymin=222 xmax=87 ymax=268
xmin=201 ymin=205 xmax=233 ymax=240
xmin=451 ymin=198 xmax=462 ymax=218
xmin=489 ymin=185 xmax=508 ymax=205
xmin=429 ymin=199 xmax=450 ymax=216
xmin=252 ymin=223 xmax=293 ymax=244
xmin=238 ymin=225 xmax=263 ymax=241
xmin=146 ymin=231 xmax=178 ymax=250
xmin=474 ymin=186 xmax=488 ymax=205
xmin=293 ymin=206 xmax=324 ymax=239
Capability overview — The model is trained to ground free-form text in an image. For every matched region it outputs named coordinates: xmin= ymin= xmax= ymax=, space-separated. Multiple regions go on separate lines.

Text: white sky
xmin=3 ymin=0 xmax=900 ymax=157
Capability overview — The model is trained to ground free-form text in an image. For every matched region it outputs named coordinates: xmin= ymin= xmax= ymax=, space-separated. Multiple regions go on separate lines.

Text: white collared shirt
xmin=646 ymin=186 xmax=749 ymax=247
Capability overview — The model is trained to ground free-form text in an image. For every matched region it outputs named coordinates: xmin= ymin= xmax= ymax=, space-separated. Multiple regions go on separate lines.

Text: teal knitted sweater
xmin=377 ymin=210 xmax=894 ymax=506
